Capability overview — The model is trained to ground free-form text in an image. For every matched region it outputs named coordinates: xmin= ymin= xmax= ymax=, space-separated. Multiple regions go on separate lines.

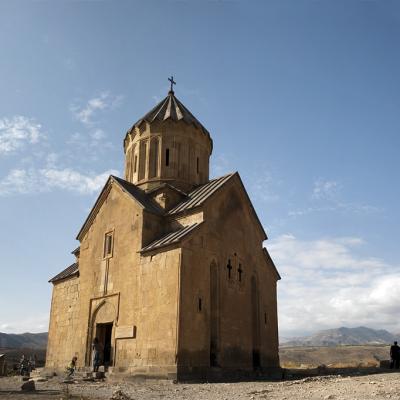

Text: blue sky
xmin=1 ymin=1 xmax=400 ymax=337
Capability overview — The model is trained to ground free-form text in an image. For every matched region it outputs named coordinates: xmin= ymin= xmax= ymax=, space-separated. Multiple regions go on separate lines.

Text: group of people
xmin=19 ymin=355 xmax=37 ymax=376
xmin=66 ymin=337 xmax=102 ymax=378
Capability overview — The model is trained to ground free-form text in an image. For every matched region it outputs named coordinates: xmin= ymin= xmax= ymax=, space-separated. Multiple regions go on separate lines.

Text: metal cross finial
xmin=168 ymin=76 xmax=176 ymax=93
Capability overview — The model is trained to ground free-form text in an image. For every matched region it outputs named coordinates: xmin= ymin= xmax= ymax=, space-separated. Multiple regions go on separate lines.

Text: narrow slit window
xmin=103 ymin=232 xmax=114 ymax=258
xmin=238 ymin=263 xmax=243 ymax=282
xmin=264 ymin=312 xmax=267 ymax=325
xmin=196 ymin=157 xmax=199 ymax=174
xmin=166 ymin=148 xmax=170 ymax=166
xmin=198 ymin=298 xmax=202 ymax=312
xmin=134 ymin=155 xmax=138 ymax=173
xmin=227 ymin=259 xmax=232 ymax=279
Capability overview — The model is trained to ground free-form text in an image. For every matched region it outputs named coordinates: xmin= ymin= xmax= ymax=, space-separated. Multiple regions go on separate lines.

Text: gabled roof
xmin=167 ymin=173 xmax=236 ymax=215
xmin=111 ymin=176 xmax=163 ymax=214
xmin=140 ymin=222 xmax=202 ymax=253
xmin=76 ymin=175 xmax=163 ymax=240
xmin=263 ymin=248 xmax=281 ymax=280
xmin=49 ymin=263 xmax=79 ymax=283
xmin=130 ymin=91 xmax=211 ymax=138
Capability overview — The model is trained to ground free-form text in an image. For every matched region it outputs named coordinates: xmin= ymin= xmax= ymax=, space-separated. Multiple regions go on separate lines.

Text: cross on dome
xmin=168 ymin=76 xmax=176 ymax=93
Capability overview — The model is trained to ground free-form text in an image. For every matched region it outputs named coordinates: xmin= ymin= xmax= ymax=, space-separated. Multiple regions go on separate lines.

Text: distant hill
xmin=0 ymin=332 xmax=48 ymax=349
xmin=281 ymin=327 xmax=398 ymax=347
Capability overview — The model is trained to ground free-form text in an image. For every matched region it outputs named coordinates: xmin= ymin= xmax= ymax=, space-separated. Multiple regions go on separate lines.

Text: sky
xmin=1 ymin=0 xmax=400 ymax=338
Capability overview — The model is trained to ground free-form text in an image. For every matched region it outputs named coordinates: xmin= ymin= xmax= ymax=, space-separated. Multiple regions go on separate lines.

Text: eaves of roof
xmin=263 ymin=248 xmax=281 ymax=280
xmin=49 ymin=263 xmax=79 ymax=283
xmin=167 ymin=173 xmax=236 ymax=215
xmin=140 ymin=222 xmax=202 ymax=253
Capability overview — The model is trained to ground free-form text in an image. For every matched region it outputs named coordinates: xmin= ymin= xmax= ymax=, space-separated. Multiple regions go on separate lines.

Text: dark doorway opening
xmin=96 ymin=322 xmax=113 ymax=368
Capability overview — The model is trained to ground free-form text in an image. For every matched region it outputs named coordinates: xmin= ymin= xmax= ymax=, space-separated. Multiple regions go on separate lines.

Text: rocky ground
xmin=1 ymin=371 xmax=400 ymax=400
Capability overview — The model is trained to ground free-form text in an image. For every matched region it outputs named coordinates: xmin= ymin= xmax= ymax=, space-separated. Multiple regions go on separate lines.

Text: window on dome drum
xmin=196 ymin=157 xmax=199 ymax=174
xmin=134 ymin=155 xmax=138 ymax=173
xmin=226 ymin=259 xmax=233 ymax=279
xmin=198 ymin=297 xmax=202 ymax=312
xmin=103 ymin=231 xmax=114 ymax=258
xmin=166 ymin=148 xmax=170 ymax=166
xmin=264 ymin=312 xmax=267 ymax=325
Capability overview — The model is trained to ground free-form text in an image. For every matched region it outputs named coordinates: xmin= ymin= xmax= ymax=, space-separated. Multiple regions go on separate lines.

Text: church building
xmin=46 ymin=81 xmax=281 ymax=380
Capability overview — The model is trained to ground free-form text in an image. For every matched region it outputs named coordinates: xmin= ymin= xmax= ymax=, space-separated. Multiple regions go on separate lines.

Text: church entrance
xmin=96 ymin=322 xmax=113 ymax=367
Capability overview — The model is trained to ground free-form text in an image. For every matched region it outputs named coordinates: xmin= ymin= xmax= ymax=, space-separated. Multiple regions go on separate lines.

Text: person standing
xmin=390 ymin=341 xmax=400 ymax=369
xmin=92 ymin=337 xmax=101 ymax=372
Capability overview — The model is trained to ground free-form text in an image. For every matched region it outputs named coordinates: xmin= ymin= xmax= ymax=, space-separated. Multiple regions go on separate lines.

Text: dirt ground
xmin=1 ymin=372 xmax=400 ymax=400
xmin=279 ymin=345 xmax=390 ymax=368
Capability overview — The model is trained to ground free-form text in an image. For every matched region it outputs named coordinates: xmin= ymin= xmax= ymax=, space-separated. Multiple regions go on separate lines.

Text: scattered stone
xmin=110 ymin=390 xmax=132 ymax=400
xmin=324 ymin=395 xmax=335 ymax=399
xmin=21 ymin=380 xmax=35 ymax=391
xmin=31 ymin=377 xmax=48 ymax=382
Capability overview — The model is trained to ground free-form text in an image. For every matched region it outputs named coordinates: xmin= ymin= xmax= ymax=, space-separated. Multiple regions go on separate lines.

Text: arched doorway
xmin=210 ymin=261 xmax=220 ymax=367
xmin=251 ymin=275 xmax=261 ymax=369
xmin=89 ymin=300 xmax=116 ymax=369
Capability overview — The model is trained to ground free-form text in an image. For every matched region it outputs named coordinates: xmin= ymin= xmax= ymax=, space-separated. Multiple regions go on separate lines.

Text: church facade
xmin=46 ymin=85 xmax=281 ymax=380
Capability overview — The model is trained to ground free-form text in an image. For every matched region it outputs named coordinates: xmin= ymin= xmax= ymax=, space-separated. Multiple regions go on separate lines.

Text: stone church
xmin=46 ymin=82 xmax=281 ymax=380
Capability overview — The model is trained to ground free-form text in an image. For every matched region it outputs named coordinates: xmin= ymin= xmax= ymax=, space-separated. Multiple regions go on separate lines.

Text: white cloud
xmin=289 ymin=178 xmax=381 ymax=217
xmin=268 ymin=234 xmax=400 ymax=337
xmin=210 ymin=153 xmax=233 ymax=178
xmin=0 ymin=314 xmax=49 ymax=334
xmin=249 ymin=172 xmax=280 ymax=203
xmin=0 ymin=116 xmax=42 ymax=154
xmin=90 ymin=129 xmax=106 ymax=140
xmin=0 ymin=167 xmax=119 ymax=196
xmin=312 ymin=179 xmax=340 ymax=200
xmin=71 ymin=92 xmax=123 ymax=125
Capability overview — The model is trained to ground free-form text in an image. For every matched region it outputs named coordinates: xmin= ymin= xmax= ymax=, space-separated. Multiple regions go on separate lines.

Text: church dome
xmin=131 ymin=91 xmax=212 ymax=141
xmin=123 ymin=82 xmax=213 ymax=192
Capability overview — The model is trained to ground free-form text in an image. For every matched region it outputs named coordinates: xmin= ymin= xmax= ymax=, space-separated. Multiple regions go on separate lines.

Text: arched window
xmin=149 ymin=138 xmax=159 ymax=178
xmin=138 ymin=141 xmax=147 ymax=180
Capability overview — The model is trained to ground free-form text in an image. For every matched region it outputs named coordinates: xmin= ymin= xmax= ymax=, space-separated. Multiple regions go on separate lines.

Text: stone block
xmin=21 ymin=380 xmax=35 ymax=391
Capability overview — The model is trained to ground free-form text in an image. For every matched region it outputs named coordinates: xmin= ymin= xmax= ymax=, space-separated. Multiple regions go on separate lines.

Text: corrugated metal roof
xmin=131 ymin=91 xmax=211 ymax=137
xmin=140 ymin=222 xmax=202 ymax=253
xmin=167 ymin=173 xmax=236 ymax=215
xmin=49 ymin=263 xmax=79 ymax=283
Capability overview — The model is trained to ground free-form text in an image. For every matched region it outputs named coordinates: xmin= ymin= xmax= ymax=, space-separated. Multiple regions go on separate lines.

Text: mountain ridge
xmin=0 ymin=332 xmax=48 ymax=349
xmin=281 ymin=326 xmax=399 ymax=347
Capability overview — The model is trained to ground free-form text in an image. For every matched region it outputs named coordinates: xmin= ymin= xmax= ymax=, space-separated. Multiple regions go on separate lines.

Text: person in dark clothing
xmin=92 ymin=337 xmax=101 ymax=372
xmin=390 ymin=341 xmax=400 ymax=369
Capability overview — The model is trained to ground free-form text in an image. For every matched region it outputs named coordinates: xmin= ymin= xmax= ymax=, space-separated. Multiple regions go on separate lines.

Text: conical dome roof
xmin=130 ymin=91 xmax=211 ymax=138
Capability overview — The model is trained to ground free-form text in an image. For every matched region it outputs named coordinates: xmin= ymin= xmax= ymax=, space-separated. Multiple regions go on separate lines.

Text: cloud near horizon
xmin=268 ymin=234 xmax=400 ymax=337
